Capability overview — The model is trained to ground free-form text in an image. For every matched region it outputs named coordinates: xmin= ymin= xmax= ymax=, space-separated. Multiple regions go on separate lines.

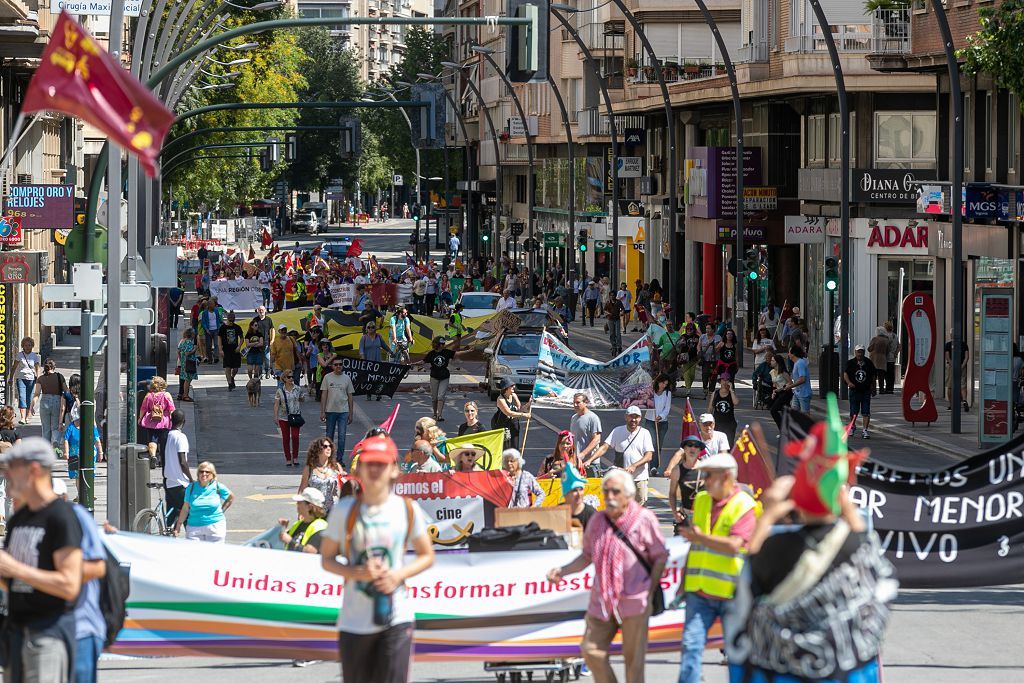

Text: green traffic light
xmin=579 ymin=244 xmax=587 ymax=252
xmin=825 ymin=279 xmax=838 ymax=291
xmin=748 ymin=270 xmax=759 ymax=281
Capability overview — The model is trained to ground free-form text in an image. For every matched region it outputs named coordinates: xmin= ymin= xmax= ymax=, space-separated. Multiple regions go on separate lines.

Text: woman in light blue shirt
xmin=174 ymin=461 xmax=234 ymax=542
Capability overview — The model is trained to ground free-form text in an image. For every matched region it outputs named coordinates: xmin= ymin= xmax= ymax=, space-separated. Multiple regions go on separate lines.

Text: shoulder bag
xmin=280 ymin=388 xmax=305 ymax=428
xmin=608 ymin=518 xmax=665 ymax=616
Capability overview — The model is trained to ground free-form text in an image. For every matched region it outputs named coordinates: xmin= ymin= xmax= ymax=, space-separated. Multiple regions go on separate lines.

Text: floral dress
xmin=178 ymin=338 xmax=199 ymax=381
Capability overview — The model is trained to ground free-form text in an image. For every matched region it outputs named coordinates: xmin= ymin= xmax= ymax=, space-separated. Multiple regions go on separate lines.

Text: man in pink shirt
xmin=547 ymin=468 xmax=668 ymax=683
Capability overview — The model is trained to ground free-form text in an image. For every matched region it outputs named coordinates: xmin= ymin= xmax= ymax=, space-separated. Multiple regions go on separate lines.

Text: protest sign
xmin=532 ymin=332 xmax=653 ymax=409
xmin=442 ymin=428 xmax=506 ymax=470
xmin=105 ymin=532 xmax=707 ymax=661
xmin=335 ymin=357 xmax=409 ymax=397
xmin=539 ymin=477 xmax=605 ymax=510
xmin=329 ymin=283 xmax=355 ymax=307
xmin=209 ymin=279 xmax=263 ymax=310
xmin=851 ymin=443 xmax=1024 ymax=589
xmin=417 ymin=497 xmax=484 ymax=547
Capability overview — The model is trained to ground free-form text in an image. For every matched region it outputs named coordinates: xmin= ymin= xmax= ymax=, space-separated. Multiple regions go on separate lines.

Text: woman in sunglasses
xmin=457 ymin=401 xmax=485 ymax=437
xmin=174 ymin=461 xmax=235 ymax=543
xmin=298 ymin=437 xmax=344 ymax=514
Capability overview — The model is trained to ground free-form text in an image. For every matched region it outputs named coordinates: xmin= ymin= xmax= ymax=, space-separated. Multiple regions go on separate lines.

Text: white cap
xmin=625 ymin=406 xmax=642 ymax=416
xmin=699 ymin=413 xmax=715 ymax=424
xmin=694 ymin=452 xmax=738 ymax=471
xmin=278 ymin=323 xmax=287 ymax=330
xmin=855 ymin=344 xmax=866 ymax=351
xmin=291 ymin=487 xmax=326 ymax=507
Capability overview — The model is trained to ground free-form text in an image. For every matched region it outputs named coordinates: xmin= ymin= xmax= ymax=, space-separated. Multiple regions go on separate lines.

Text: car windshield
xmin=498 ymin=335 xmax=541 ymax=356
xmin=460 ymin=294 xmax=499 ymax=310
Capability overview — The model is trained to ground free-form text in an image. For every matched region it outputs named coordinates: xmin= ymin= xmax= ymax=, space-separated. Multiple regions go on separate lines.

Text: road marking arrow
xmin=245 ymin=493 xmax=298 ymax=502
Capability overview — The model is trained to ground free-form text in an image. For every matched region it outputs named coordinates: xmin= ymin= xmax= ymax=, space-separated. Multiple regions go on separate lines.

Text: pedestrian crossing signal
xmin=824 ymin=257 xmax=839 ymax=291
xmin=744 ymin=249 xmax=759 ymax=281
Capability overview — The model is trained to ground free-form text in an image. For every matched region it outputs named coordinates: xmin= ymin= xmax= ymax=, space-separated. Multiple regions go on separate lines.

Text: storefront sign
xmin=615 ymin=157 xmax=643 ymax=178
xmin=0 ymin=285 xmax=10 ymax=406
xmin=743 ymin=186 xmax=777 ymax=211
xmin=0 ymin=216 xmax=22 ymax=245
xmin=685 ymin=147 xmax=762 ymax=219
xmin=716 ymin=224 xmax=767 ymax=244
xmin=594 ymin=240 xmax=613 ymax=252
xmin=862 ymin=218 xmax=929 ymax=255
xmin=0 ymin=252 xmax=48 ymax=284
xmin=51 ymin=0 xmax=143 ymax=15
xmin=3 ymin=184 xmax=74 ymax=230
xmin=783 ymin=215 xmax=839 ymax=243
xmin=852 ymin=169 xmax=935 ymax=204
xmin=619 ymin=200 xmax=643 ymax=217
xmin=978 ymin=289 xmax=1014 ymax=445
xmin=964 ymin=184 xmax=1000 ymax=220
xmin=623 ymin=128 xmax=644 ymax=145
xmin=542 ymin=232 xmax=565 ymax=248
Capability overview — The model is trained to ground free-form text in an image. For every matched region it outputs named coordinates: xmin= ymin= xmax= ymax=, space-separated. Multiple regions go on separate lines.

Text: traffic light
xmin=411 ymin=204 xmax=421 ymax=221
xmin=578 ymin=228 xmax=588 ymax=252
xmin=744 ymin=249 xmax=759 ymax=282
xmin=481 ymin=230 xmax=490 ymax=245
xmin=824 ymin=257 xmax=839 ymax=292
xmin=338 ymin=117 xmax=362 ymax=159
xmin=506 ymin=0 xmax=549 ymax=83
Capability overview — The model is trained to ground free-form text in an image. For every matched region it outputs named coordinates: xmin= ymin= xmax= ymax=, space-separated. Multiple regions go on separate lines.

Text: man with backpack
xmin=320 ymin=435 xmax=435 ymax=683
xmin=0 ymin=438 xmax=84 ymax=682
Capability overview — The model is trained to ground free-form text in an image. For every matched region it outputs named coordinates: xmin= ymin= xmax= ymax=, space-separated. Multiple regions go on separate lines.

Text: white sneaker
xmin=862 ymin=429 xmax=869 ymax=439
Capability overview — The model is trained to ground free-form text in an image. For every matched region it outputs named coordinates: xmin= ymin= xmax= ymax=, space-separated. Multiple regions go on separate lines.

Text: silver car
xmin=486 ymin=331 xmax=542 ymax=399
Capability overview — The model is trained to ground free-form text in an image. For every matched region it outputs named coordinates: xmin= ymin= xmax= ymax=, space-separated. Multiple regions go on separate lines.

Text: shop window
xmin=874 ymin=111 xmax=936 ymax=169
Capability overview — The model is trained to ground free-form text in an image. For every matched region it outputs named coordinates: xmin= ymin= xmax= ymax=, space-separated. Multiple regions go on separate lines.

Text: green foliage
xmin=164 ymin=11 xmax=307 ymax=211
xmin=863 ymin=0 xmax=909 ymax=11
xmin=285 ymin=27 xmax=365 ymax=193
xmin=961 ymin=0 xmax=1024 ymax=108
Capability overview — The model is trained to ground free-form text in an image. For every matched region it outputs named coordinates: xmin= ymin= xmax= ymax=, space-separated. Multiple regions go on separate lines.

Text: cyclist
xmin=389 ymin=306 xmax=414 ymax=364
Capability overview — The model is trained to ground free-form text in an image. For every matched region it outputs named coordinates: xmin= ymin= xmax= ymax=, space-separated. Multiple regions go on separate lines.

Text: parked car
xmin=456 ymin=291 xmax=501 ymax=318
xmin=485 ymin=330 xmax=543 ymax=399
xmin=293 ymin=210 xmax=319 ymax=234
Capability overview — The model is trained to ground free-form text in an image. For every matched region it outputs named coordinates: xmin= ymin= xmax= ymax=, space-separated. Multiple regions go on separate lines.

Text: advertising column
xmin=978 ymin=289 xmax=1014 ymax=445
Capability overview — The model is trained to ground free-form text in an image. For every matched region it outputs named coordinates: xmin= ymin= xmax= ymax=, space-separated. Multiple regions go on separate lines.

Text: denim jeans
xmin=75 ymin=634 xmax=104 ymax=683
xmin=325 ymin=411 xmax=348 ymax=464
xmin=643 ymin=418 xmax=669 ymax=471
xmin=793 ymin=393 xmax=811 ymax=412
xmin=678 ymin=592 xmax=731 ymax=683
xmin=16 ymin=378 xmax=34 ymax=409
xmin=39 ymin=394 xmax=62 ymax=447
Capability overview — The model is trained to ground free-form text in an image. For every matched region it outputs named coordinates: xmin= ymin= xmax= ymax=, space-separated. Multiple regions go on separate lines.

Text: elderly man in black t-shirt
xmin=0 ymin=437 xmax=83 ymax=682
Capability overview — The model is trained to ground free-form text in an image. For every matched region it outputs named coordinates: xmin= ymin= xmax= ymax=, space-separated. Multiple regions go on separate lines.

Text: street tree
xmin=961 ymin=1 xmax=1024 ymax=106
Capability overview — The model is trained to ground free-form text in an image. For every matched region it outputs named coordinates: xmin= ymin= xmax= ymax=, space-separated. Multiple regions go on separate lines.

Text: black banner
xmin=337 ymin=358 xmax=409 ymax=398
xmin=851 ymin=433 xmax=1024 ymax=588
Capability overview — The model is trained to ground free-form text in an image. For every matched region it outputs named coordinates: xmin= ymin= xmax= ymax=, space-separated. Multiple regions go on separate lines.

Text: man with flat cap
xmin=0 ymin=437 xmax=84 ymax=682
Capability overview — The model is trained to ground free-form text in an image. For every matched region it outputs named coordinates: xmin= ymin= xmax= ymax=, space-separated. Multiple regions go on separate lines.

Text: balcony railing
xmin=626 ymin=58 xmax=725 ymax=85
xmin=871 ymin=8 xmax=910 ymax=54
xmin=577 ymin=108 xmax=645 ymax=138
xmin=736 ymin=41 xmax=769 ymax=64
xmin=785 ymin=24 xmax=872 ymax=53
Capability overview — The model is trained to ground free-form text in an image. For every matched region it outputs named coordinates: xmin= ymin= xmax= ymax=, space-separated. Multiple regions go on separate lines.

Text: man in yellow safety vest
xmin=673 ymin=451 xmax=757 ymax=683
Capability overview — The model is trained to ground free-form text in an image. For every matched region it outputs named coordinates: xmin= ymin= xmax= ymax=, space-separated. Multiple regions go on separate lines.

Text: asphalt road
xmin=99 ymin=221 xmax=1023 ymax=681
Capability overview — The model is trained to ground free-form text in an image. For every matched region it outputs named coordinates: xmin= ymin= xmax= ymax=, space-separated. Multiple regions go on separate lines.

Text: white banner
xmin=104 ymin=531 xmax=698 ymax=661
xmin=209 ymin=279 xmax=264 ymax=311
xmin=329 ymin=283 xmax=355 ymax=307
xmin=416 ymin=497 xmax=484 ymax=548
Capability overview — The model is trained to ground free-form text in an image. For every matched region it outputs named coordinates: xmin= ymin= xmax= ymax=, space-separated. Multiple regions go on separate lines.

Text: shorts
xmin=186 ymin=519 xmax=226 ymax=543
xmin=849 ymin=391 xmax=871 ymax=418
xmin=430 ymin=377 xmax=449 ymax=402
xmin=945 ymin=363 xmax=968 ymax=389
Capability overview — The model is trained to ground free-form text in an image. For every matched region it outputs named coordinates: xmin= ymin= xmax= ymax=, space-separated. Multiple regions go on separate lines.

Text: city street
xmin=82 ymin=222 xmax=1024 ymax=681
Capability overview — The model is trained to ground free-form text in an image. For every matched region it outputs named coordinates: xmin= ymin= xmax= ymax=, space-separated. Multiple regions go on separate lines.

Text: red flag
xmin=680 ymin=397 xmax=700 ymax=442
xmin=379 ymin=404 xmax=400 ymax=435
xmin=247 ymin=246 xmax=256 ymax=261
xmin=732 ymin=428 xmax=774 ymax=501
xmin=844 ymin=415 xmax=857 ymax=440
xmin=22 ymin=12 xmax=174 ymax=177
xmin=283 ymin=253 xmax=292 ymax=271
xmin=347 ymin=238 xmax=364 ymax=258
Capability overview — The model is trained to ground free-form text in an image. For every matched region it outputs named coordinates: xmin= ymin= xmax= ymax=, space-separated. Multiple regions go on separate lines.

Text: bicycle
xmin=132 ymin=482 xmax=177 ymax=536
xmin=392 ymin=338 xmax=411 ymax=365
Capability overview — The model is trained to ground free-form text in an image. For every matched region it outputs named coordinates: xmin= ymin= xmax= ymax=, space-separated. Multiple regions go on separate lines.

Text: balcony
xmin=736 ymin=42 xmax=769 ymax=64
xmin=785 ymin=24 xmax=872 ymax=53
xmin=577 ymin=108 xmax=644 ymax=138
xmin=867 ymin=8 xmax=911 ymax=72
xmin=626 ymin=58 xmax=725 ymax=85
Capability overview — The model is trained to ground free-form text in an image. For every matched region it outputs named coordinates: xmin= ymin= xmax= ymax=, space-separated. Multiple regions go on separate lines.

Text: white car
xmin=456 ymin=292 xmax=501 ymax=318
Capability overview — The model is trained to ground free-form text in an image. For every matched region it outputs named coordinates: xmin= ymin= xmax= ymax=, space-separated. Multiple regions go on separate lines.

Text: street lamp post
xmin=545 ymin=73 xmax=576 ymax=279
xmin=470 ymin=45 xmax=537 ymax=294
xmin=443 ymin=62 xmax=504 ymax=272
xmin=551 ymin=7 xmax=621 ymax=292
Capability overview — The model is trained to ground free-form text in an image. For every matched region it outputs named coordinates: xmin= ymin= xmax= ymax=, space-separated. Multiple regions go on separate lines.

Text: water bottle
xmin=372 ymin=590 xmax=393 ymax=626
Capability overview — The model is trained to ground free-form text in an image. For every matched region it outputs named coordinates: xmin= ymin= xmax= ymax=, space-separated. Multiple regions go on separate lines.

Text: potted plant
xmin=642 ymin=63 xmax=657 ymax=81
xmin=683 ymin=59 xmax=701 ymax=76
xmin=663 ymin=61 xmax=679 ymax=81
xmin=499 ymin=129 xmax=510 ymax=142
xmin=626 ymin=57 xmax=638 ymax=78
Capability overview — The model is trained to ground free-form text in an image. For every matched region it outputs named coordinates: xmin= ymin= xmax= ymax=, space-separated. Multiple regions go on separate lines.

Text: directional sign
xmin=41 ymin=283 xmax=151 ymax=304
xmin=41 ymin=307 xmax=154 ymax=327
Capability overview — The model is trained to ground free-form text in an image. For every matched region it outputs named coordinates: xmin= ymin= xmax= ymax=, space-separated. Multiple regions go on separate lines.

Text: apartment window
xmin=985 ymin=91 xmax=994 ymax=173
xmin=828 ymin=111 xmax=856 ymax=166
xmin=1010 ymin=93 xmax=1018 ymax=174
xmin=806 ymin=114 xmax=826 ymax=166
xmin=515 ymin=175 xmax=527 ymax=203
xmin=874 ymin=112 xmax=936 ymax=169
xmin=964 ymin=92 xmax=974 ymax=172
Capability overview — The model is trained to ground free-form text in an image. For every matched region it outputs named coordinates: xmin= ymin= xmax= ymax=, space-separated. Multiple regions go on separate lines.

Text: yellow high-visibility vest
xmin=683 ymin=489 xmax=756 ymax=599
xmin=286 ymin=517 xmax=328 ymax=549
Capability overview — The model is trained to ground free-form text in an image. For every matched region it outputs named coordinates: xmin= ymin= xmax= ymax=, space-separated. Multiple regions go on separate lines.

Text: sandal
xmin=180 ymin=396 xmax=194 ymax=402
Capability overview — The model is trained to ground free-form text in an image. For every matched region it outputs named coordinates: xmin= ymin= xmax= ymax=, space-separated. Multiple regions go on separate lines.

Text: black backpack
xmin=467 ymin=522 xmax=568 ymax=552
xmin=99 ymin=548 xmax=130 ymax=648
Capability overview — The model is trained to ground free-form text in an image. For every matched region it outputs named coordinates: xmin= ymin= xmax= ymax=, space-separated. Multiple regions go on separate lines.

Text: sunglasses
xmin=198 ymin=470 xmax=213 ymax=475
